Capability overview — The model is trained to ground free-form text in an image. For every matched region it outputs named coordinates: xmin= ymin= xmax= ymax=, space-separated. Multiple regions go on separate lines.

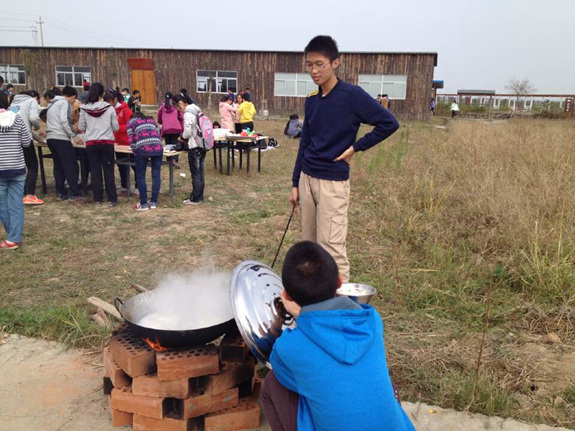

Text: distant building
xmin=0 ymin=46 xmax=438 ymax=121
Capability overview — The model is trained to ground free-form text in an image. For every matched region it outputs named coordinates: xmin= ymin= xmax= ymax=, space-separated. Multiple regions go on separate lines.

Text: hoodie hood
xmin=296 ymin=301 xmax=376 ymax=365
xmin=11 ymin=94 xmax=33 ymax=105
xmin=161 ymin=102 xmax=175 ymax=113
xmin=0 ymin=110 xmax=17 ymax=130
xmin=81 ymin=101 xmax=113 ymax=117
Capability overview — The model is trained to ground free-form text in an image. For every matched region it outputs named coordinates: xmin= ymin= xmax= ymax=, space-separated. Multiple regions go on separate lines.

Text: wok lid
xmin=229 ymin=260 xmax=295 ymax=368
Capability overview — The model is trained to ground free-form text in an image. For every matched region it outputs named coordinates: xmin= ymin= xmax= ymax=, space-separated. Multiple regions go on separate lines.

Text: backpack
xmin=195 ymin=111 xmax=215 ymax=151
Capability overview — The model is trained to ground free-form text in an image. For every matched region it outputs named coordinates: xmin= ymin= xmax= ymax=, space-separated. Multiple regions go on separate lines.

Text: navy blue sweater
xmin=292 ymin=80 xmax=399 ymax=187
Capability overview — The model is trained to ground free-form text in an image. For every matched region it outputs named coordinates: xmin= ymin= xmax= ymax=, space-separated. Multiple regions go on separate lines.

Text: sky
xmin=2 ymin=0 xmax=574 ymax=94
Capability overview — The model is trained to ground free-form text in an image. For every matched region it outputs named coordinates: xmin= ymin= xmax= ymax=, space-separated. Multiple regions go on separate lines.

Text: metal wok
xmin=114 ymin=291 xmax=235 ymax=348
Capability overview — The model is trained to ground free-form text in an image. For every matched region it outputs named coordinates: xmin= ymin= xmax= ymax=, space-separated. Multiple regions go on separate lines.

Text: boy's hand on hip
xmin=335 ymin=146 xmax=355 ymax=165
xmin=289 ymin=187 xmax=299 ymax=208
xmin=281 ymin=291 xmax=301 ymax=319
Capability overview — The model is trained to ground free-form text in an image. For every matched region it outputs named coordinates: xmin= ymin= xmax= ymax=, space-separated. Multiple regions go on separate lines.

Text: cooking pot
xmin=114 ymin=290 xmax=235 ymax=348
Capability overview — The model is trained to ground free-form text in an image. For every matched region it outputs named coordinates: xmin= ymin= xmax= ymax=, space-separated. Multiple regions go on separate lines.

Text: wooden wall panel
xmin=0 ymin=48 xmax=435 ymax=121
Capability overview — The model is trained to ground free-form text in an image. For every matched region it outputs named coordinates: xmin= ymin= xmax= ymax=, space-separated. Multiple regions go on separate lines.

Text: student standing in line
xmin=9 ymin=90 xmax=44 ymax=205
xmin=127 ymin=112 xmax=164 ymax=211
xmin=157 ymin=92 xmax=183 ymax=168
xmin=173 ymin=95 xmax=205 ymax=206
xmin=78 ymin=83 xmax=119 ymax=207
xmin=0 ymin=91 xmax=31 ymax=250
xmin=106 ymin=90 xmax=134 ymax=193
xmin=289 ymin=35 xmax=399 ymax=283
xmin=233 ymin=93 xmax=243 ymax=134
xmin=238 ymin=92 xmax=257 ymax=132
xmin=219 ymin=95 xmax=237 ymax=131
xmin=45 ymin=86 xmax=84 ymax=202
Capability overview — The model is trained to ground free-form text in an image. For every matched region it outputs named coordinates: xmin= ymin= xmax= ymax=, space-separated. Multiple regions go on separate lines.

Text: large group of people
xmin=0 ymin=79 xmax=227 ymax=249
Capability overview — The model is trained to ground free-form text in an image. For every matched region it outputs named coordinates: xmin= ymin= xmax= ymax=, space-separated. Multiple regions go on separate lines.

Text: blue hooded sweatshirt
xmin=270 ymin=297 xmax=415 ymax=431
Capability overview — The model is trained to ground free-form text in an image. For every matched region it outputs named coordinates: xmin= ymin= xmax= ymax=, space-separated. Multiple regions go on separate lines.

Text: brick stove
xmin=103 ymin=325 xmax=262 ymax=431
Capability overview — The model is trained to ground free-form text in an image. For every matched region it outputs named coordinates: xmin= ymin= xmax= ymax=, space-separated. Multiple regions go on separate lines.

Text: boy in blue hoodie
xmin=262 ymin=241 xmax=414 ymax=431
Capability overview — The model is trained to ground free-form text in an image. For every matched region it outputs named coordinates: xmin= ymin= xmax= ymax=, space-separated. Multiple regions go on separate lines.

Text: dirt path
xmin=0 ymin=334 xmax=571 ymax=431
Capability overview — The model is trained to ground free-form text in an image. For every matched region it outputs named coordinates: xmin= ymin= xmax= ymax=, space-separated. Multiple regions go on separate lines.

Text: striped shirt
xmin=0 ymin=113 xmax=31 ymax=178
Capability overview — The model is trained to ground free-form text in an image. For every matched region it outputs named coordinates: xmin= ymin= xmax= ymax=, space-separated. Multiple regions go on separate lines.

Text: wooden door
xmin=131 ymin=69 xmax=156 ymax=105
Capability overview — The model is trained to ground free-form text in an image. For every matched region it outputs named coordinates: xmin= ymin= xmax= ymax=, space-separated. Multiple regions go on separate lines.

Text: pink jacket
xmin=157 ymin=102 xmax=184 ymax=136
xmin=219 ymin=102 xmax=238 ymax=130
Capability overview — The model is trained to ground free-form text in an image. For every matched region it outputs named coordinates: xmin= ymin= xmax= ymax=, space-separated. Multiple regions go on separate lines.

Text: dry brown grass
xmin=2 ymin=115 xmax=575 ymax=426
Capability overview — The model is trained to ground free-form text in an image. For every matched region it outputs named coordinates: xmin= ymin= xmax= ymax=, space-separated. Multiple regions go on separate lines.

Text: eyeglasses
xmin=305 ymin=62 xmax=329 ymax=72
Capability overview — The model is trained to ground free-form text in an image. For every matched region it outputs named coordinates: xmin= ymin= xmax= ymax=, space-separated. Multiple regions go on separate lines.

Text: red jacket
xmin=114 ymin=102 xmax=133 ymax=145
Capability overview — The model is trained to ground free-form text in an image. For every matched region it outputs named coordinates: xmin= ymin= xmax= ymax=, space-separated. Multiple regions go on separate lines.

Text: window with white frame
xmin=55 ymin=66 xmax=91 ymax=87
xmin=274 ymin=73 xmax=317 ymax=97
xmin=358 ymin=74 xmax=407 ymax=100
xmin=196 ymin=70 xmax=237 ymax=94
xmin=0 ymin=65 xmax=26 ymax=85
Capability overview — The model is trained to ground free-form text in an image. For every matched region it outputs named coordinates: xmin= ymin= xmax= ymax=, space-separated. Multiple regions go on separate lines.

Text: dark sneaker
xmin=56 ymin=194 xmax=69 ymax=201
xmin=108 ymin=201 xmax=118 ymax=208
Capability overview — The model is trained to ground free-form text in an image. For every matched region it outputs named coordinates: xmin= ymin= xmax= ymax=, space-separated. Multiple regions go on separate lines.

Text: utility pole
xmin=36 ymin=16 xmax=44 ymax=47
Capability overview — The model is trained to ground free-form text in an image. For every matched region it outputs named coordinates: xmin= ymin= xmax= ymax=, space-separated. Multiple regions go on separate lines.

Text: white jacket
xmin=9 ymin=94 xmax=40 ymax=136
xmin=182 ymin=104 xmax=200 ymax=149
xmin=46 ymin=96 xmax=77 ymax=141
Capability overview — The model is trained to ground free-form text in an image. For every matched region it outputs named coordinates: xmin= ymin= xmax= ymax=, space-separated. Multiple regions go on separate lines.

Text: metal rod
xmin=271 ymin=206 xmax=296 ymax=269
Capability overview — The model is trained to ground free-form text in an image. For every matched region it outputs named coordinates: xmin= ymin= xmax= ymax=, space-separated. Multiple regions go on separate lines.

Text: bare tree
xmin=505 ymin=78 xmax=537 ymax=114
xmin=505 ymin=77 xmax=537 ymax=95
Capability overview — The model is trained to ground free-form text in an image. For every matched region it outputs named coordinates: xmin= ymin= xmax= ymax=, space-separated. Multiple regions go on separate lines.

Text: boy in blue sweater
xmin=262 ymin=241 xmax=415 ymax=431
xmin=290 ymin=36 xmax=399 ymax=283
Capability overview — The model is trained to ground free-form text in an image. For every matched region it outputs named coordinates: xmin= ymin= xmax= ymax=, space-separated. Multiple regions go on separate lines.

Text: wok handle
xmin=113 ymin=298 xmax=124 ymax=314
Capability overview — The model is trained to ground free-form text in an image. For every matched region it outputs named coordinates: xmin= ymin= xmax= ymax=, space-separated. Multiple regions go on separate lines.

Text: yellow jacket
xmin=238 ymin=101 xmax=257 ymax=123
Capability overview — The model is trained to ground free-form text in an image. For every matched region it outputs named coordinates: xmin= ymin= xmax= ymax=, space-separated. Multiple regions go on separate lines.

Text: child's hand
xmin=281 ymin=291 xmax=302 ymax=319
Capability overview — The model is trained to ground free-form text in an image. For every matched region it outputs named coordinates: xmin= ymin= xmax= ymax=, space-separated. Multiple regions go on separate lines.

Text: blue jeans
xmin=0 ymin=175 xmax=26 ymax=243
xmin=135 ymin=153 xmax=162 ymax=206
xmin=188 ymin=148 xmax=206 ymax=202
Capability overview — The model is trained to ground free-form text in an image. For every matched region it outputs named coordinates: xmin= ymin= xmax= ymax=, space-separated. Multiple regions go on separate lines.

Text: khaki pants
xmin=299 ymin=173 xmax=350 ymax=282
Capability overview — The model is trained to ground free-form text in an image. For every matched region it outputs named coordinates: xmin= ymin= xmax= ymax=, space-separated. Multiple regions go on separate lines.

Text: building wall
xmin=0 ymin=47 xmax=436 ymax=121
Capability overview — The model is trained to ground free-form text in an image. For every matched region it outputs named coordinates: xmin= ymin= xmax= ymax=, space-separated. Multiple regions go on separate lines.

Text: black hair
xmin=180 ymin=88 xmax=188 ymax=95
xmin=103 ymin=90 xmax=118 ymax=104
xmin=289 ymin=113 xmax=299 ymax=120
xmin=132 ymin=89 xmax=140 ymax=95
xmin=212 ymin=121 xmax=221 ymax=128
xmin=29 ymin=90 xmax=40 ymax=99
xmin=62 ymin=86 xmax=78 ymax=97
xmin=44 ymin=90 xmax=57 ymax=101
xmin=173 ymin=94 xmax=189 ymax=105
xmin=377 ymin=94 xmax=382 ymax=97
xmin=115 ymin=87 xmax=120 ymax=93
xmin=164 ymin=92 xmax=173 ymax=107
xmin=382 ymin=94 xmax=388 ymax=98
xmin=282 ymin=241 xmax=339 ymax=306
xmin=304 ymin=35 xmax=340 ymax=62
xmin=51 ymin=87 xmax=62 ymax=95
xmin=132 ymin=111 xmax=147 ymax=120
xmin=6 ymin=84 xmax=14 ymax=90
xmin=0 ymin=76 xmax=4 ymax=84
xmin=242 ymin=92 xmax=251 ymax=102
xmin=122 ymin=87 xmax=129 ymax=93
xmin=245 ymin=86 xmax=250 ymax=91
xmin=221 ymin=95 xmax=231 ymax=103
xmin=87 ymin=82 xmax=105 ymax=104
xmin=39 ymin=108 xmax=48 ymax=122
xmin=0 ymin=91 xmax=8 ymax=109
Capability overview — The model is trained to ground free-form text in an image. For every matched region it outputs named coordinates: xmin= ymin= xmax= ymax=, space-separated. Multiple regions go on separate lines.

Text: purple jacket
xmin=157 ymin=103 xmax=184 ymax=136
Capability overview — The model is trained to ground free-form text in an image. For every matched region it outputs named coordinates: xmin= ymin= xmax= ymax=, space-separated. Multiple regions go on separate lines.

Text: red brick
xmin=199 ymin=357 xmax=255 ymax=395
xmin=133 ymin=414 xmax=201 ymax=431
xmin=132 ymin=374 xmax=190 ymax=399
xmin=219 ymin=332 xmax=249 ymax=364
xmin=178 ymin=387 xmax=239 ymax=420
xmin=109 ymin=325 xmax=156 ymax=378
xmin=205 ymin=400 xmax=261 ymax=431
xmin=108 ymin=397 xmax=134 ymax=427
xmin=251 ymin=376 xmax=262 ymax=401
xmin=157 ymin=345 xmax=219 ymax=381
xmin=103 ymin=346 xmax=131 ymax=388
xmin=110 ymin=386 xmax=168 ymax=419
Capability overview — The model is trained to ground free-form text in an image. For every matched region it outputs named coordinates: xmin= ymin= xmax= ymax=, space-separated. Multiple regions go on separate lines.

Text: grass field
xmin=2 ymin=115 xmax=574 ymax=427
